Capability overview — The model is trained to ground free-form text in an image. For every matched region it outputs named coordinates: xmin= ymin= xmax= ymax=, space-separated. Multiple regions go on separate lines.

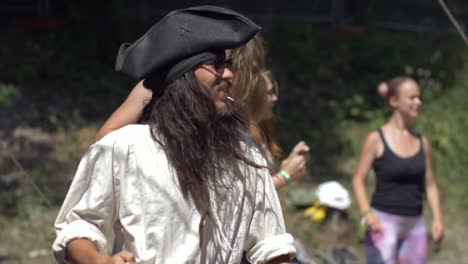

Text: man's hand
xmin=95 ymin=251 xmax=136 ymax=264
xmin=99 ymin=251 xmax=135 ymax=264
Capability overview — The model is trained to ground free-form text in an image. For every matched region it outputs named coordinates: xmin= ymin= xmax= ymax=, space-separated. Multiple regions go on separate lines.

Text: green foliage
xmin=272 ymin=28 xmax=468 ymax=260
xmin=417 ymin=67 xmax=468 ymax=208
xmin=1 ymin=12 xmax=134 ymax=129
xmin=0 ymin=83 xmax=20 ymax=106
xmin=2 ymin=18 xmax=467 ymax=219
xmin=338 ymin=63 xmax=468 ymax=210
xmin=265 ymin=25 xmax=465 ymax=183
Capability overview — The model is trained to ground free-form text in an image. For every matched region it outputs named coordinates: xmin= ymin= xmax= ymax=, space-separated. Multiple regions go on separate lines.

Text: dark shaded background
xmin=0 ymin=0 xmax=466 ymax=191
xmin=1 ymin=1 xmax=468 ymax=262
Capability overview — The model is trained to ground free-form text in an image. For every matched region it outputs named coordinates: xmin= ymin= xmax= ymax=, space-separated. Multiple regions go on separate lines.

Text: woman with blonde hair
xmin=248 ymin=70 xmax=310 ymax=190
xmin=229 ymin=33 xmax=265 ymax=101
xmin=352 ymin=77 xmax=444 ymax=263
xmin=229 ymin=35 xmax=309 ymax=189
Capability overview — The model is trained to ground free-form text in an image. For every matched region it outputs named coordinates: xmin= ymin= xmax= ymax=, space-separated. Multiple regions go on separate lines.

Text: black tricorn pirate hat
xmin=115 ymin=5 xmax=261 ymax=82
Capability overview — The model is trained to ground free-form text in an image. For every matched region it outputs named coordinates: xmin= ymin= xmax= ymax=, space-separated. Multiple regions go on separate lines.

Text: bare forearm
xmin=352 ymin=178 xmax=371 ymax=214
xmin=427 ymin=183 xmax=442 ymax=223
xmin=67 ymin=238 xmax=106 ymax=264
xmin=95 ymin=81 xmax=152 ymax=141
xmin=272 ymin=173 xmax=287 ymax=190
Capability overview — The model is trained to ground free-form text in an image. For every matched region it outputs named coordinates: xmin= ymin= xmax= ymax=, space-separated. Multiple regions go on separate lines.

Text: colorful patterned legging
xmin=365 ymin=209 xmax=427 ymax=264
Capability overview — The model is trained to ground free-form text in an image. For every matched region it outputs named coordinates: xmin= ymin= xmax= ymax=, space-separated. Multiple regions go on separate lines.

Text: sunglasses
xmin=201 ymin=56 xmax=232 ymax=77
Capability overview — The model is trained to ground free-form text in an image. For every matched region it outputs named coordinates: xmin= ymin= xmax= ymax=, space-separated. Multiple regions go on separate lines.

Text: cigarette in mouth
xmin=227 ymin=96 xmax=235 ymax=102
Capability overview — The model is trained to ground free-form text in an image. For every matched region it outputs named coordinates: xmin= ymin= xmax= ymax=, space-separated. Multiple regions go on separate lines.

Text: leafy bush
xmin=417 ymin=67 xmax=468 ymax=209
xmin=2 ymin=20 xmax=467 ymax=215
xmin=265 ymin=24 xmax=465 ymax=182
xmin=0 ymin=83 xmax=20 ymax=106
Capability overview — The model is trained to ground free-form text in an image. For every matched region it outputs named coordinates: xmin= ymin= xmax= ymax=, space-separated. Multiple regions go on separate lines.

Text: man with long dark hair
xmin=53 ymin=6 xmax=295 ymax=264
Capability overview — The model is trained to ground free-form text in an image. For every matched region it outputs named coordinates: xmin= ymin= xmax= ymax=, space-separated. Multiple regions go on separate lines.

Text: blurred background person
xmin=352 ymin=77 xmax=444 ymax=264
xmin=246 ymin=70 xmax=310 ymax=190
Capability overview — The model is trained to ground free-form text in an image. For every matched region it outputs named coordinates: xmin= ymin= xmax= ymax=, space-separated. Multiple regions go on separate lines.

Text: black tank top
xmin=371 ymin=129 xmax=426 ymax=216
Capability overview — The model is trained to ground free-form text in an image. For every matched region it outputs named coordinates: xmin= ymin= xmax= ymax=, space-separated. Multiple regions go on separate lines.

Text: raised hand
xmin=280 ymin=154 xmax=307 ymax=181
xmin=288 ymin=141 xmax=310 ymax=158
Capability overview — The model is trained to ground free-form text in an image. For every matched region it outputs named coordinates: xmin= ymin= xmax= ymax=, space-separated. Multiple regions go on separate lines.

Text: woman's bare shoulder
xmin=364 ymin=130 xmax=381 ymax=145
xmin=361 ymin=130 xmax=384 ymax=158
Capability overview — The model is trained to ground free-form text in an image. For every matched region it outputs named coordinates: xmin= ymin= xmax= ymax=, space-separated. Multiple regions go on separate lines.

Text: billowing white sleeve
xmin=245 ymin=153 xmax=296 ymax=264
xmin=52 ymin=140 xmax=125 ymax=263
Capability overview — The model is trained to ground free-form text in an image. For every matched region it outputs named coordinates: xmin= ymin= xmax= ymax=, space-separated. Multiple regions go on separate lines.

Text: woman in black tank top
xmin=352 ymin=77 xmax=444 ymax=263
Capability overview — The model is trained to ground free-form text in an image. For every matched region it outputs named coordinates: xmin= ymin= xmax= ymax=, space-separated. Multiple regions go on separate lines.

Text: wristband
xmin=279 ymin=170 xmax=292 ymax=184
xmin=361 ymin=208 xmax=371 ymax=217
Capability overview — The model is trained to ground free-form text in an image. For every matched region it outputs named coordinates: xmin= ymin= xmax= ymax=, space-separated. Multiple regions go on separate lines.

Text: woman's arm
xmin=422 ymin=136 xmax=444 ymax=242
xmin=272 ymin=155 xmax=306 ymax=190
xmin=272 ymin=141 xmax=310 ymax=190
xmin=95 ymin=81 xmax=152 ymax=141
xmin=287 ymin=141 xmax=309 ymax=158
xmin=352 ymin=131 xmax=382 ymax=233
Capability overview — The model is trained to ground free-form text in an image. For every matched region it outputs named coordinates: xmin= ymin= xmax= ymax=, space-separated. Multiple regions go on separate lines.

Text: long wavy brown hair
xmin=230 ymin=35 xmax=283 ymax=168
xmin=147 ymin=70 xmax=262 ymax=194
xmin=248 ymin=71 xmax=282 ymax=168
xmin=229 ymin=34 xmax=266 ymax=101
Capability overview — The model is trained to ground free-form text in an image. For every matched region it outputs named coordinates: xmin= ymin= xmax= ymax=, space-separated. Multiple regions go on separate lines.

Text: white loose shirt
xmin=53 ymin=125 xmax=295 ymax=263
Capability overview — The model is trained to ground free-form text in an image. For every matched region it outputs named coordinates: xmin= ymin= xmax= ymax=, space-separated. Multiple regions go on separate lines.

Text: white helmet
xmin=316 ymin=181 xmax=351 ymax=210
